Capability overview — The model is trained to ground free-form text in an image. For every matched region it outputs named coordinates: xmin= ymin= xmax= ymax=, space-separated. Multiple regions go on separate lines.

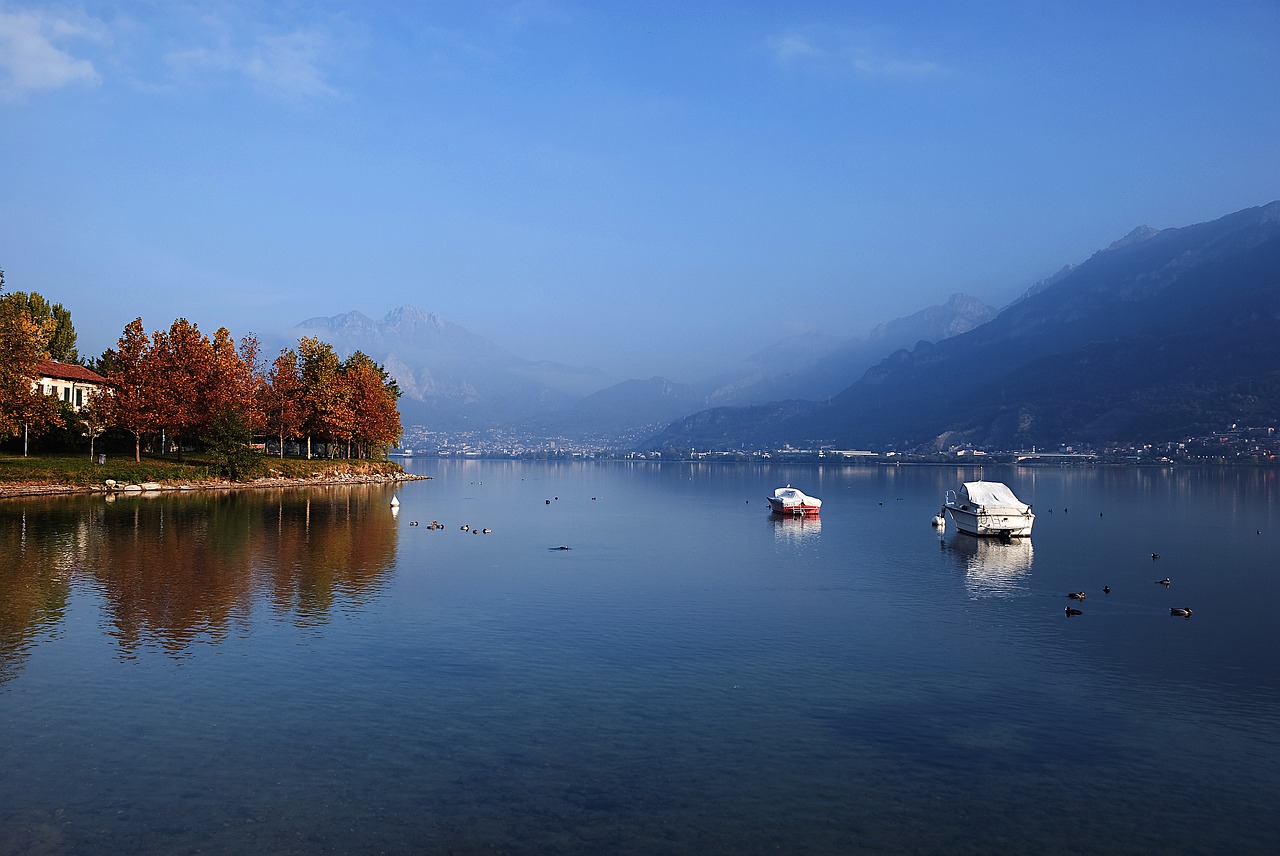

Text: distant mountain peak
xmin=382 ymin=304 xmax=446 ymax=332
xmin=296 ymin=309 xmax=377 ymax=332
xmin=1105 ymin=225 xmax=1161 ymax=252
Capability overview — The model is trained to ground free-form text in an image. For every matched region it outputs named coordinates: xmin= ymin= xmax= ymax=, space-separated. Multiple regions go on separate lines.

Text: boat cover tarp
xmin=960 ymin=481 xmax=1030 ymax=512
xmin=773 ymin=487 xmax=821 ymax=507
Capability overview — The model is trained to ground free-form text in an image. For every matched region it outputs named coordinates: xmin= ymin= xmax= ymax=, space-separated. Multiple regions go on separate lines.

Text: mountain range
xmin=292 ymin=305 xmax=609 ymax=430
xmin=283 ymin=201 xmax=1280 ymax=449
xmin=289 ymin=292 xmax=995 ymax=436
xmin=646 ymin=201 xmax=1280 ymax=451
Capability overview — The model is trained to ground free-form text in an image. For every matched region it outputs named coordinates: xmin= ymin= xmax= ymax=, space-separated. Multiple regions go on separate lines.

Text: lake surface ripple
xmin=3 ymin=461 xmax=1279 ymax=854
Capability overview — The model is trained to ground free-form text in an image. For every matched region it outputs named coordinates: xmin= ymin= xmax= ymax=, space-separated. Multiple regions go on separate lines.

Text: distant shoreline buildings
xmin=396 ymin=423 xmax=1280 ymax=465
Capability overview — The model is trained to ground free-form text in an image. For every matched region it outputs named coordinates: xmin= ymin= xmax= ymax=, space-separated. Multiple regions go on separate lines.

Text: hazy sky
xmin=3 ymin=1 xmax=1278 ymax=381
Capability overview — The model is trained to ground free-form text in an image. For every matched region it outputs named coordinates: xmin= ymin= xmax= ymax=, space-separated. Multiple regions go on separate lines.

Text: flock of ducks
xmin=392 ymin=491 xmax=602 ymax=554
xmin=1062 ymin=561 xmax=1193 ymax=618
xmin=404 ymin=520 xmax=495 ymax=534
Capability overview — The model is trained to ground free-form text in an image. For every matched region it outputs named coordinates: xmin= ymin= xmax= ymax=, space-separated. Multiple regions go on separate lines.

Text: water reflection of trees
xmin=0 ymin=487 xmax=399 ymax=670
xmin=0 ymin=507 xmax=75 ymax=684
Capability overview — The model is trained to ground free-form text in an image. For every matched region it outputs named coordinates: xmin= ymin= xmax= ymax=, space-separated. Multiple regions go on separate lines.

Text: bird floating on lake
xmin=1156 ymin=578 xmax=1171 ymax=586
xmin=1067 ymin=591 xmax=1086 ymax=600
xmin=1103 ymin=586 xmax=1111 ymax=594
xmin=1065 ymin=606 xmax=1083 ymax=616
xmin=1170 ymin=607 xmax=1193 ymax=617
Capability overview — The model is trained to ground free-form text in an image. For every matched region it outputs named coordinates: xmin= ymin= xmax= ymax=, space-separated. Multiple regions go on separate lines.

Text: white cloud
xmin=0 ymin=9 xmax=104 ymax=101
xmin=243 ymin=30 xmax=337 ymax=99
xmin=166 ymin=22 xmax=340 ymax=101
xmin=768 ymin=34 xmax=823 ymax=64
xmin=767 ymin=27 xmax=945 ymax=80
xmin=848 ymin=50 xmax=942 ymax=78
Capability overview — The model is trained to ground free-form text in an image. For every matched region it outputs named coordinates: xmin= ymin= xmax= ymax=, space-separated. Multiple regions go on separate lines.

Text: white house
xmin=33 ymin=359 xmax=108 ymax=411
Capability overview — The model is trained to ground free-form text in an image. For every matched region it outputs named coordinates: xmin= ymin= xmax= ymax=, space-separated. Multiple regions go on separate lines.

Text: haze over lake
xmin=3 ymin=460 xmax=1279 ymax=854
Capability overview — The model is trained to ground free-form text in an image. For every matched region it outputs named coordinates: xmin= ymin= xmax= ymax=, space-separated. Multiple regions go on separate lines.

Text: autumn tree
xmin=0 ymin=291 xmax=78 ymax=362
xmin=263 ymin=348 xmax=304 ymax=457
xmin=207 ymin=328 xmax=265 ymax=434
xmin=297 ymin=337 xmax=346 ymax=458
xmin=343 ymin=351 xmax=403 ymax=459
xmin=99 ymin=318 xmax=160 ymax=462
xmin=0 ymin=293 xmax=61 ymax=442
xmin=149 ymin=318 xmax=213 ymax=457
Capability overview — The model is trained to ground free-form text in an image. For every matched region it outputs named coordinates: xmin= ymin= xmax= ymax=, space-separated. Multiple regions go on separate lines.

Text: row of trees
xmin=0 ymin=270 xmax=404 ymax=469
xmin=97 ymin=320 xmax=404 ymax=465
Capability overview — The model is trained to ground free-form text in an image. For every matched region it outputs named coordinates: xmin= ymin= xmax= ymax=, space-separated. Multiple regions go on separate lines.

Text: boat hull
xmin=768 ymin=498 xmax=821 ymax=517
xmin=944 ymin=504 xmax=1033 ymax=537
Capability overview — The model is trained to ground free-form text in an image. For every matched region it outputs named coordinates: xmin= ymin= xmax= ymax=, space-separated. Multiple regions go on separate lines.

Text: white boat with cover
xmin=942 ymin=481 xmax=1034 ymax=537
xmin=768 ymin=485 xmax=822 ymax=517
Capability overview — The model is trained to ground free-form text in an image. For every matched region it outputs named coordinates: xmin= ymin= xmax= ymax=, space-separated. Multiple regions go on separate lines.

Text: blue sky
xmin=2 ymin=1 xmax=1278 ymax=381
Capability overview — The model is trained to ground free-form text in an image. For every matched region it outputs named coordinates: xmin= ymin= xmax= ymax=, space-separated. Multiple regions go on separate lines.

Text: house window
xmin=63 ymin=387 xmax=71 ymax=402
xmin=76 ymin=388 xmax=83 ymax=408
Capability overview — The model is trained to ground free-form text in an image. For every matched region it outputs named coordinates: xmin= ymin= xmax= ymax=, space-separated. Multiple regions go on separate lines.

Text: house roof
xmin=36 ymin=359 xmax=107 ymax=384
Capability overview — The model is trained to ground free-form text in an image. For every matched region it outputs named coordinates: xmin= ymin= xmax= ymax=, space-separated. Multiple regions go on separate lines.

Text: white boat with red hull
xmin=768 ymin=485 xmax=822 ymax=517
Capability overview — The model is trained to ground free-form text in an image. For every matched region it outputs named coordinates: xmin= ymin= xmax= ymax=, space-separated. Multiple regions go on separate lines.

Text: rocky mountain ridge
xmin=645 ymin=201 xmax=1280 ymax=451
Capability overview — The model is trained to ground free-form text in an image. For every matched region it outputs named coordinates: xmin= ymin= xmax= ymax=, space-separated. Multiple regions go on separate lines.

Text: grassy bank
xmin=0 ymin=452 xmax=407 ymax=488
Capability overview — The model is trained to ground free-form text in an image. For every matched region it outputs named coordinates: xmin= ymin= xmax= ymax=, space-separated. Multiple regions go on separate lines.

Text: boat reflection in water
xmin=770 ymin=513 xmax=822 ymax=543
xmin=941 ymin=532 xmax=1034 ymax=599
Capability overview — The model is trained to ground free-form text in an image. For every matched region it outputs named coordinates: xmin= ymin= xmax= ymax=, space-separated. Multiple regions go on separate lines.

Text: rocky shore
xmin=0 ymin=470 xmax=428 ymax=500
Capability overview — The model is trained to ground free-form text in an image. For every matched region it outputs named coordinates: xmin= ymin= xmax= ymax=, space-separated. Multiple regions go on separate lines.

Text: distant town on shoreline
xmin=397 ymin=422 xmax=1280 ymax=465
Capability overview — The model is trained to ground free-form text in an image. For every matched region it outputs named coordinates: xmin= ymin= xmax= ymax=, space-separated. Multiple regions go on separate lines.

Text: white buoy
xmin=391 ymin=496 xmax=400 ymax=507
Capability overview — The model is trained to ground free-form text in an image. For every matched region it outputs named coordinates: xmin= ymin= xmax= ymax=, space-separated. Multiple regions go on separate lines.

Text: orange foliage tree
xmin=343 ymin=351 xmax=403 ymax=459
xmin=0 ymin=289 xmax=61 ymax=441
xmin=297 ymin=337 xmax=345 ymax=459
xmin=96 ymin=319 xmax=401 ymax=462
xmin=262 ymin=348 xmax=304 ymax=458
xmin=97 ymin=318 xmax=158 ymax=462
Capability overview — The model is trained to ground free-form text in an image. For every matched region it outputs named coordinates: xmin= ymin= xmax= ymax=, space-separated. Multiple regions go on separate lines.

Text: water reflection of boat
xmin=942 ymin=534 xmax=1034 ymax=598
xmin=767 ymin=485 xmax=822 ymax=517
xmin=771 ymin=514 xmax=822 ymax=542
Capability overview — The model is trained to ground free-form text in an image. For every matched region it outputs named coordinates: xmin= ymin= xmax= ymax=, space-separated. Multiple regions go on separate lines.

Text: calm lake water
xmin=3 ymin=460 xmax=1280 ymax=855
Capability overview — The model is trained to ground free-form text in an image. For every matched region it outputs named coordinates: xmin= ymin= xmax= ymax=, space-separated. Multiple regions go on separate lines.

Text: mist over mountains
xmin=284 ymin=201 xmax=1280 ymax=449
xmin=648 ymin=201 xmax=1280 ymax=451
xmin=288 ymin=291 xmax=995 ymax=436
xmin=291 ymin=305 xmax=609 ymax=430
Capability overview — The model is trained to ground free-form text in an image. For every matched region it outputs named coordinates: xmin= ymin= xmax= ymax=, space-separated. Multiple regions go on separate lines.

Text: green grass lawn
xmin=0 ymin=452 xmax=405 ymax=487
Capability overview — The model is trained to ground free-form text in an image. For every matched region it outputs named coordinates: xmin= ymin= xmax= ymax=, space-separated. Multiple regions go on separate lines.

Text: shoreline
xmin=0 ymin=471 xmax=429 ymax=500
